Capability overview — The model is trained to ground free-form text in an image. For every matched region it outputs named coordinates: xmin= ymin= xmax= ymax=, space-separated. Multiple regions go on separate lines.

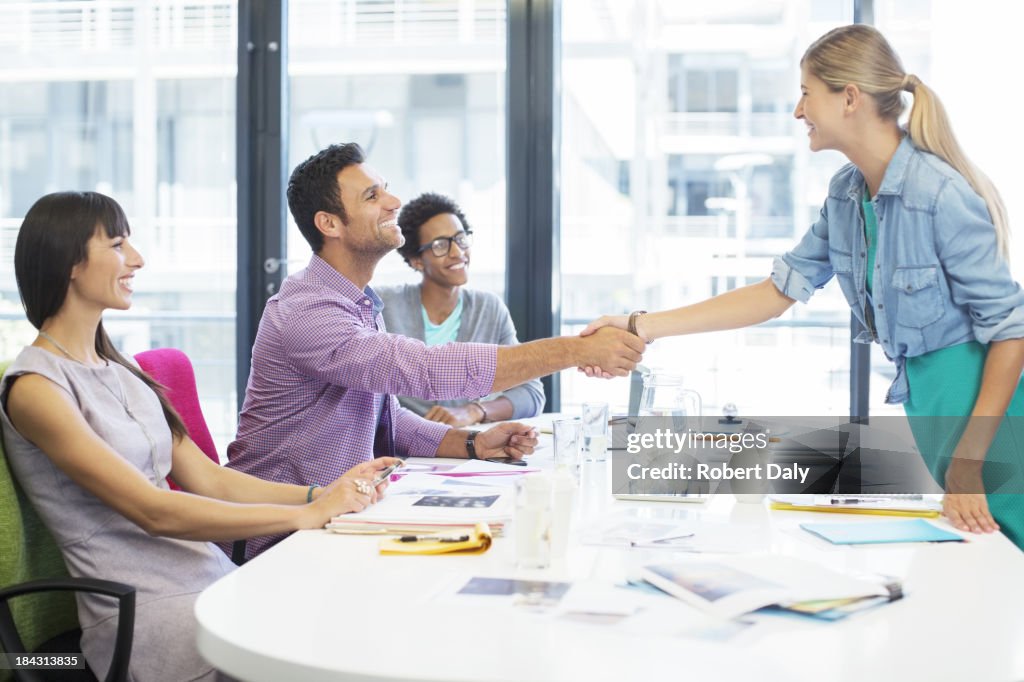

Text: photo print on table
xmin=413 ymin=495 xmax=500 ymax=508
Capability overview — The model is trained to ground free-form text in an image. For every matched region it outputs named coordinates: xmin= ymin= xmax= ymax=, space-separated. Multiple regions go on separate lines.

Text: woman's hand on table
xmin=943 ymin=460 xmax=999 ymax=534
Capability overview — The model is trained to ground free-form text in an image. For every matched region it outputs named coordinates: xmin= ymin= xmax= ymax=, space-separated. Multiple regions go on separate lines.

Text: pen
xmin=398 ymin=534 xmax=470 ymax=543
xmin=829 ymin=496 xmax=921 ymax=505
xmin=485 ymin=457 xmax=529 ymax=466
xmin=372 ymin=462 xmax=404 ymax=486
xmin=629 ymin=532 xmax=695 ymax=547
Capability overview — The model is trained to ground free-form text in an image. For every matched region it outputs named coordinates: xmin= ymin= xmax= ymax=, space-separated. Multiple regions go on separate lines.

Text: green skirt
xmin=904 ymin=341 xmax=1024 ymax=550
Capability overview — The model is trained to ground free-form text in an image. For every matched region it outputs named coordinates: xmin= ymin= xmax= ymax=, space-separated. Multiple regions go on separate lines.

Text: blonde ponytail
xmin=904 ymin=77 xmax=1010 ymax=259
xmin=803 ymin=25 xmax=1010 ymax=260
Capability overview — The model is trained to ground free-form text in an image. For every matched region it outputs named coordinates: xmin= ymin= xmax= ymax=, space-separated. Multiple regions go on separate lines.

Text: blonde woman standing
xmin=584 ymin=25 xmax=1024 ymax=548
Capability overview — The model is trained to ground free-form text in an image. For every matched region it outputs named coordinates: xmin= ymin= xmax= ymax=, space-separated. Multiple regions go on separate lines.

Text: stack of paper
xmin=326 ymin=473 xmax=514 ymax=535
xmin=640 ymin=555 xmax=892 ymax=620
xmin=761 ymin=594 xmax=897 ymax=621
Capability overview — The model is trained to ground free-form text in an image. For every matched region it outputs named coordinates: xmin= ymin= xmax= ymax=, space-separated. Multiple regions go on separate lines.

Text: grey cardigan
xmin=377 ymin=283 xmax=545 ymax=419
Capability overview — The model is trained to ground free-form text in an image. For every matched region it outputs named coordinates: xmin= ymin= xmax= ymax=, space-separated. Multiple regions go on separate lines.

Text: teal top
xmin=862 ymin=189 xmax=878 ymax=293
xmin=862 ymin=188 xmax=981 ymax=404
xmin=864 ymin=192 xmax=1024 ymax=549
xmin=903 ymin=340 xmax=1024 ymax=549
xmin=422 ymin=293 xmax=463 ymax=347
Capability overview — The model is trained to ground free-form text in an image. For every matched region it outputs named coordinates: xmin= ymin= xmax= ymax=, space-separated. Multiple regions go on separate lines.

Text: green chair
xmin=0 ymin=361 xmax=135 ymax=682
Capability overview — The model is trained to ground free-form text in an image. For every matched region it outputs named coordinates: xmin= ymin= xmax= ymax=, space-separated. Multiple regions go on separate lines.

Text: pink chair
xmin=135 ymin=348 xmax=246 ymax=564
xmin=134 ymin=349 xmax=219 ymax=487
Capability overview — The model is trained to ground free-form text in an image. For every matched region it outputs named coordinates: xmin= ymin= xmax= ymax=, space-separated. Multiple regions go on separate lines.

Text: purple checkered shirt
xmin=226 ymin=254 xmax=497 ymax=558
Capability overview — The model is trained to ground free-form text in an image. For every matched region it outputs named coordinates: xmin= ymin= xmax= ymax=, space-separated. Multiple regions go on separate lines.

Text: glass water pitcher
xmin=638 ymin=372 xmax=703 ymax=432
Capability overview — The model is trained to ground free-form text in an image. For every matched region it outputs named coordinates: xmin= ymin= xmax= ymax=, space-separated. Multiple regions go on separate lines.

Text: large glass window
xmin=286 ymin=0 xmax=507 ymax=294
xmin=0 ymin=1 xmax=238 ymax=453
xmin=559 ymin=0 xmax=853 ymax=417
xmin=868 ymin=0 xmax=1024 ymax=416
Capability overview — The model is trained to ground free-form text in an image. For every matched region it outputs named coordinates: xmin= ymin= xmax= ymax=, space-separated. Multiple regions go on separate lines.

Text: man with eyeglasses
xmin=378 ymin=192 xmax=546 ymax=427
xmin=226 ymin=143 xmax=645 ymax=560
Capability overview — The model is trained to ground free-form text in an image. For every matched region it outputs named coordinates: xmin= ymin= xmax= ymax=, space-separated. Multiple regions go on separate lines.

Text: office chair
xmin=133 ymin=348 xmax=219 ymax=470
xmin=133 ymin=349 xmax=247 ymax=565
xmin=0 ymin=362 xmax=135 ymax=682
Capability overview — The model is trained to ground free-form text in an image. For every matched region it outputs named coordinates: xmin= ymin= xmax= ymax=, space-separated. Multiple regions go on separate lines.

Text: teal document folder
xmin=800 ymin=518 xmax=965 ymax=545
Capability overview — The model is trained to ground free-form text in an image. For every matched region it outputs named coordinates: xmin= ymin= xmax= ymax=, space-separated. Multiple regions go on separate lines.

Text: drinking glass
xmin=552 ymin=418 xmax=582 ymax=482
xmin=515 ymin=474 xmax=552 ymax=569
xmin=581 ymin=402 xmax=609 ymax=462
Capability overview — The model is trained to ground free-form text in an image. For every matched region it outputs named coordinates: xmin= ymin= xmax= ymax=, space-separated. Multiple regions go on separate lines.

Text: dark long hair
xmin=14 ymin=191 xmax=187 ymax=441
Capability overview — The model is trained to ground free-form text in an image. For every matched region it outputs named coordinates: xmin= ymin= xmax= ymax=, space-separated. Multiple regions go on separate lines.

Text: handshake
xmin=571 ymin=314 xmax=646 ymax=379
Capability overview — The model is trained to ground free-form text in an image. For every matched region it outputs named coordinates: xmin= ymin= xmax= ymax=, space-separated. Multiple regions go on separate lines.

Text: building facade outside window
xmin=286 ymin=0 xmax=507 ymax=294
xmin=559 ymin=0 xmax=852 ymax=417
xmin=0 ymin=0 xmax=239 ymax=452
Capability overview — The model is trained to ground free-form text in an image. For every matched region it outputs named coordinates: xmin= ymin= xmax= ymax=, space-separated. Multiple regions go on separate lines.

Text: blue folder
xmin=800 ymin=518 xmax=965 ymax=545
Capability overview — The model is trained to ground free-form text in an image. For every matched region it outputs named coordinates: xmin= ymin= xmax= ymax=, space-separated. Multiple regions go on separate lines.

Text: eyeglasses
xmin=416 ymin=231 xmax=473 ymax=257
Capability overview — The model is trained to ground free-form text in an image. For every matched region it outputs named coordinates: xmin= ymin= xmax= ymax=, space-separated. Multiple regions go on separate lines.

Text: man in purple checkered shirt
xmin=227 ymin=143 xmax=644 ymax=559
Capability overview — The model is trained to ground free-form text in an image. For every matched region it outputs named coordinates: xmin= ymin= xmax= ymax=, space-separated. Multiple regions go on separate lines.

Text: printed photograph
xmin=413 ymin=495 xmax=500 ymax=508
xmin=647 ymin=563 xmax=779 ymax=602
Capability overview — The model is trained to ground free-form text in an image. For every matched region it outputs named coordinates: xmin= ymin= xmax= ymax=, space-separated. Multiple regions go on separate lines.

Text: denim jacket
xmin=771 ymin=135 xmax=1024 ymax=404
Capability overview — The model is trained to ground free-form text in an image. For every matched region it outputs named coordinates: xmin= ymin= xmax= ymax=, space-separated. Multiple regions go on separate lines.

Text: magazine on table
xmin=641 ymin=555 xmax=890 ymax=620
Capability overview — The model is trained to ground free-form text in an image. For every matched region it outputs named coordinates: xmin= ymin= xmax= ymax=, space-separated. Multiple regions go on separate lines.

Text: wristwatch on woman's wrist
xmin=465 ymin=431 xmax=480 ymax=459
xmin=627 ymin=310 xmax=649 ymax=343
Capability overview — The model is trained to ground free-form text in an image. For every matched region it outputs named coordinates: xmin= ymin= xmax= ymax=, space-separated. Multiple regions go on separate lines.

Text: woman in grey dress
xmin=0 ymin=191 xmax=400 ymax=681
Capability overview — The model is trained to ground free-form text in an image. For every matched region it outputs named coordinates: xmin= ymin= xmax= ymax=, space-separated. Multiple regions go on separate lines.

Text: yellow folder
xmin=769 ymin=501 xmax=940 ymax=518
xmin=379 ymin=522 xmax=494 ymax=555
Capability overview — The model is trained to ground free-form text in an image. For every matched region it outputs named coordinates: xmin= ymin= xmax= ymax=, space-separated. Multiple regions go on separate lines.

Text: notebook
xmin=326 ymin=472 xmax=513 ymax=534
xmin=800 ymin=518 xmax=964 ymax=545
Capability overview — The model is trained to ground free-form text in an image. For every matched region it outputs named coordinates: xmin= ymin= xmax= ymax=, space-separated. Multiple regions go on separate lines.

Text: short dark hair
xmin=396 ymin=192 xmax=471 ymax=267
xmin=286 ymin=143 xmax=366 ymax=252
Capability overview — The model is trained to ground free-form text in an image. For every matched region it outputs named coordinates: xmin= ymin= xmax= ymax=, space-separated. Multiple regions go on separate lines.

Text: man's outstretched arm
xmin=491 ymin=327 xmax=644 ymax=392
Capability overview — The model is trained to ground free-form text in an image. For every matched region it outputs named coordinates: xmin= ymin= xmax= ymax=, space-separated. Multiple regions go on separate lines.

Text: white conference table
xmin=196 ymin=448 xmax=1024 ymax=682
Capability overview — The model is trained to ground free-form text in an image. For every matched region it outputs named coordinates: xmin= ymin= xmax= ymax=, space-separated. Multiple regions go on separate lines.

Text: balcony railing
xmin=660 ymin=112 xmax=793 ymax=138
xmin=656 ymin=216 xmax=795 ymax=240
xmin=0 ymin=216 xmax=237 ymax=275
xmin=289 ymin=0 xmax=505 ymax=46
xmin=0 ymin=1 xmax=236 ymax=53
xmin=0 ymin=0 xmax=503 ymax=55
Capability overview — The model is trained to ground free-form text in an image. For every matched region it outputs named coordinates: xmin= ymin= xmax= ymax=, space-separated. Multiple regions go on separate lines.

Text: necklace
xmin=37 ymin=330 xmax=160 ymax=479
xmin=38 ymin=330 xmax=106 ymax=367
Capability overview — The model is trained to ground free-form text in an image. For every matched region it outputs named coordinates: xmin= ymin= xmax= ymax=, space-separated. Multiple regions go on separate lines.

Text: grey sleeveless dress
xmin=0 ymin=347 xmax=236 ymax=681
